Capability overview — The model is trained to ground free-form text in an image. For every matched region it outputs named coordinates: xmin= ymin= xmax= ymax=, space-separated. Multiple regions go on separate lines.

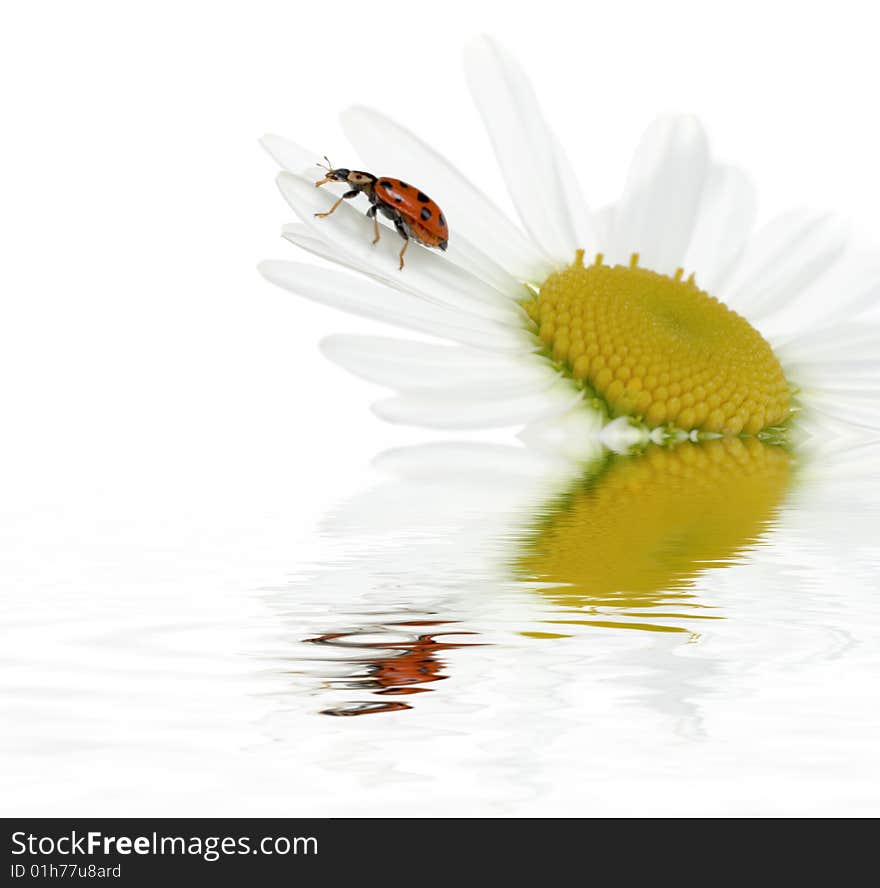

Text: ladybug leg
xmin=314 ymin=190 xmax=358 ymax=219
xmin=365 ymin=205 xmax=381 ymax=244
xmin=393 ymin=219 xmax=410 ymax=270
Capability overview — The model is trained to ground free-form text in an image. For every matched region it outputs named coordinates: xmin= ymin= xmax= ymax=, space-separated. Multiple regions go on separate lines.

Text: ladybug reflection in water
xmin=308 ymin=623 xmax=478 ymax=716
xmin=314 ymin=158 xmax=448 ymax=269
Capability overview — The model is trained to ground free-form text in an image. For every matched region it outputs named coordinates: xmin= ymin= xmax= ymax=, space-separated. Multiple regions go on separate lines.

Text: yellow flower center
xmin=517 ymin=437 xmax=792 ymax=632
xmin=523 ymin=252 xmax=791 ymax=435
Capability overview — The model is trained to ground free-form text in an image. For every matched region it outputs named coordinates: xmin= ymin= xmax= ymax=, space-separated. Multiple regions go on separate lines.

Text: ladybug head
xmin=315 ymin=157 xmax=375 ymax=190
xmin=314 ymin=156 xmax=352 ymax=187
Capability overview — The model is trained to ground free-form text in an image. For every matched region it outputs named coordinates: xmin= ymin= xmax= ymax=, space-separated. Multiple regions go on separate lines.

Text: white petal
xmin=441 ymin=237 xmax=525 ymax=297
xmin=776 ymin=322 xmax=880 ymax=364
xmin=517 ymin=404 xmax=607 ymax=464
xmin=609 ymin=114 xmax=710 ymax=274
xmin=855 ymin=277 xmax=880 ymax=320
xmin=802 ymin=390 xmax=880 ymax=431
xmin=683 ymin=164 xmax=757 ymax=292
xmin=285 ymin=222 xmax=523 ymax=303
xmin=754 ymin=254 xmax=880 ymax=341
xmin=591 ymin=205 xmax=615 ymax=255
xmin=785 ymin=358 xmax=880 ymax=389
xmin=280 ymin=222 xmax=333 ymax=253
xmin=279 ymin=221 xmax=529 ymax=333
xmin=339 ymin=105 xmax=554 ymax=282
xmin=258 ymin=260 xmax=533 ymax=352
xmin=282 ymin=220 xmax=393 ymax=274
xmin=599 ymin=417 xmax=653 ymax=453
xmin=320 ymin=334 xmax=556 ymax=393
xmin=275 ymin=172 xmax=526 ymax=325
xmin=371 ymin=380 xmax=583 ymax=429
xmin=718 ymin=211 xmax=848 ymax=319
xmin=778 ymin=321 xmax=880 ymax=431
xmin=464 ymin=35 xmax=594 ymax=263
xmin=777 ymin=323 xmax=880 ymax=399
xmin=552 ymin=135 xmax=599 ymax=256
xmin=260 ymin=134 xmax=324 ymax=178
xmin=365 ymin=369 xmax=556 ymax=401
xmin=372 ymin=442 xmax=572 ymax=481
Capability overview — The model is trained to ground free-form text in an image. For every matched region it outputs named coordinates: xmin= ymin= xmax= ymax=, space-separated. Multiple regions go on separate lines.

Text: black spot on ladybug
xmin=397 ymin=181 xmax=410 ymax=189
xmin=394 ymin=195 xmax=403 ymax=203
xmin=380 ymin=180 xmax=393 ymax=190
xmin=438 ymin=213 xmax=447 ymax=227
xmin=417 ymin=191 xmax=430 ymax=202
xmin=420 ymin=207 xmax=432 ymax=221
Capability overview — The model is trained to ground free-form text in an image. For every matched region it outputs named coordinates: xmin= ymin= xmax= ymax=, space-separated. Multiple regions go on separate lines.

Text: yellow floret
xmin=524 ymin=252 xmax=791 ymax=435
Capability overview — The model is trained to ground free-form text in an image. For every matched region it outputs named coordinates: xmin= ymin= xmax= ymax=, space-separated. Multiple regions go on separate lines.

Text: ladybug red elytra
xmin=313 ymin=157 xmax=448 ymax=269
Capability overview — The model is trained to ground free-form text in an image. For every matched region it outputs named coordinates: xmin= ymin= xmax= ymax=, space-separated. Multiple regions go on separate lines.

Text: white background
xmin=2 ymin=1 xmax=880 ymax=816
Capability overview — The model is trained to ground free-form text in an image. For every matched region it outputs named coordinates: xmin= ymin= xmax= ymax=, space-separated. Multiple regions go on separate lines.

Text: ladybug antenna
xmin=314 ymin=156 xmax=335 ymax=188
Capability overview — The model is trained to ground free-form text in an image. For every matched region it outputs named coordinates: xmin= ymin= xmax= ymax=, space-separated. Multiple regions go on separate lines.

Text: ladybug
xmin=313 ymin=157 xmax=448 ymax=269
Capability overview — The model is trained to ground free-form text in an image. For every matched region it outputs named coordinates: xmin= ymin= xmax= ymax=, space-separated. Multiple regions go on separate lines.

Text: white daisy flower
xmin=258 ymin=36 xmax=880 ymax=451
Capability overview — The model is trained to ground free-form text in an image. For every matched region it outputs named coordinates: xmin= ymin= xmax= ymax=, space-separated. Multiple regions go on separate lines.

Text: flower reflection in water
xmin=517 ymin=438 xmax=792 ymax=636
xmin=280 ymin=436 xmax=795 ymax=718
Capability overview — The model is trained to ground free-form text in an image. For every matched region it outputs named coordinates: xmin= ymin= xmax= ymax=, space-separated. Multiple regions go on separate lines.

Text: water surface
xmin=3 ymin=438 xmax=880 ymax=816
